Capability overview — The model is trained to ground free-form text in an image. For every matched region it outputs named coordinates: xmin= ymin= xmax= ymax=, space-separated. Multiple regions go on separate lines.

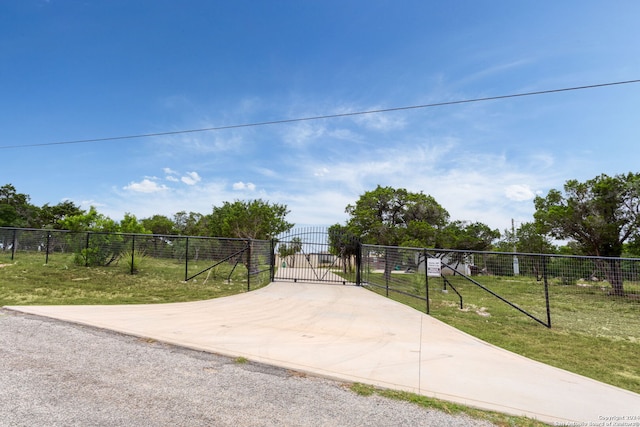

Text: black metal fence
xmin=0 ymin=227 xmax=273 ymax=291
xmin=4 ymin=226 xmax=639 ymax=335
xmin=361 ymin=244 xmax=640 ymax=333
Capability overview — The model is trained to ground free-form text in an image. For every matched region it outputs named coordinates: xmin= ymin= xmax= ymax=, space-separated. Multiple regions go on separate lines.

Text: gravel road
xmin=0 ymin=309 xmax=495 ymax=427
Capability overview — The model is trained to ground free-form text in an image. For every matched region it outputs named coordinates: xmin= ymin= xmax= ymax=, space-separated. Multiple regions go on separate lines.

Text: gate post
xmin=355 ymin=242 xmax=362 ymax=286
xmin=270 ymin=239 xmax=276 ymax=282
xmin=246 ymin=240 xmax=251 ymax=292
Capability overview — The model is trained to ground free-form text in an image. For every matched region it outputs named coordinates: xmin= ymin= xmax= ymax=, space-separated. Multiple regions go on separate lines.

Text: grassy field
xmin=364 ymin=271 xmax=640 ymax=394
xmin=0 ymin=252 xmax=269 ymax=306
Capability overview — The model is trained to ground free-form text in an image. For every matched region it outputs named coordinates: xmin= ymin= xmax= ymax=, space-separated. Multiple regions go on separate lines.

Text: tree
xmin=328 ymin=224 xmax=360 ymax=273
xmin=173 ymin=211 xmax=209 ymax=236
xmin=0 ymin=184 xmax=39 ymax=227
xmin=534 ymin=173 xmax=640 ymax=295
xmin=440 ymin=220 xmax=500 ymax=251
xmin=119 ymin=213 xmax=150 ymax=234
xmin=345 ymin=185 xmax=449 ymax=279
xmin=141 ymin=215 xmax=177 ymax=235
xmin=209 ymin=199 xmax=293 ymax=273
xmin=277 ymin=237 xmax=303 ymax=268
xmin=209 ymin=199 xmax=293 ymax=240
xmin=496 ymin=222 xmax=555 ymax=255
xmin=345 ymin=185 xmax=449 ymax=247
xmin=140 ymin=214 xmax=177 ymax=257
xmin=39 ymin=201 xmax=85 ymax=229
xmin=495 ymin=222 xmax=556 ymax=280
xmin=59 ymin=206 xmax=122 ymax=266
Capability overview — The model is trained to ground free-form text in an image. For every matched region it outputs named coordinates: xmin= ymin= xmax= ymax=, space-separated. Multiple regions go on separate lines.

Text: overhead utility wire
xmin=2 ymin=79 xmax=640 ymax=150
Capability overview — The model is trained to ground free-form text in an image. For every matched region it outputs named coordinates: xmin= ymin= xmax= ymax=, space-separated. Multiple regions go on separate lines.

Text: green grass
xmin=0 ymin=252 xmax=269 ymax=306
xmin=364 ymin=272 xmax=640 ymax=394
xmin=350 ymin=383 xmax=549 ymax=427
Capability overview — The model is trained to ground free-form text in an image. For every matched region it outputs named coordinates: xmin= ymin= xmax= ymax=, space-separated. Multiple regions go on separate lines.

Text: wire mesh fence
xmin=361 ymin=244 xmax=640 ymax=336
xmin=3 ymin=226 xmax=639 ymax=337
xmin=0 ymin=227 xmax=273 ymax=290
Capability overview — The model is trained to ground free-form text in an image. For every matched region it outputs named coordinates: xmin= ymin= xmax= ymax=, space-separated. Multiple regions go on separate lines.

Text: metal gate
xmin=273 ymin=227 xmax=360 ymax=284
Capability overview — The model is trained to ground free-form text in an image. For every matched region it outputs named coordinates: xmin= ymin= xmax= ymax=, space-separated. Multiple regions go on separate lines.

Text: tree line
xmin=0 ymin=184 xmax=291 ymax=240
xmin=3 ymin=171 xmax=640 ymax=260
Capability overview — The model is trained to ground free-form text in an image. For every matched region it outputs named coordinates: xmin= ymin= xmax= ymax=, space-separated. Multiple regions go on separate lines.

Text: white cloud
xmin=166 ymin=175 xmax=179 ymax=182
xmin=80 ymin=199 xmax=106 ymax=208
xmin=181 ymin=171 xmax=201 ymax=185
xmin=233 ymin=181 xmax=256 ymax=191
xmin=505 ymin=184 xmax=535 ymax=201
xmin=353 ymin=111 xmax=406 ymax=131
xmin=314 ymin=167 xmax=330 ymax=177
xmin=123 ymin=179 xmax=168 ymax=193
xmin=163 ymin=167 xmax=178 ymax=175
xmin=256 ymin=167 xmax=278 ymax=178
xmin=282 ymin=122 xmax=326 ymax=147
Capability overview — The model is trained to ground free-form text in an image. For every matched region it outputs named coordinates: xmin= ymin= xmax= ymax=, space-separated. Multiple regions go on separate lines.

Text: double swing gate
xmin=273 ymin=228 xmax=360 ymax=285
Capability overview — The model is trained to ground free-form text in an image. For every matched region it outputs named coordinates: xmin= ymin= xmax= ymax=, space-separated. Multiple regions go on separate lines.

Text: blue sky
xmin=1 ymin=1 xmax=639 ymax=233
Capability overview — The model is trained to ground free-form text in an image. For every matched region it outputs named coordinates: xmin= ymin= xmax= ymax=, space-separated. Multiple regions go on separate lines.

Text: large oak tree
xmin=344 ymin=185 xmax=450 ymax=279
xmin=534 ymin=172 xmax=640 ymax=295
xmin=345 ymin=185 xmax=449 ymax=247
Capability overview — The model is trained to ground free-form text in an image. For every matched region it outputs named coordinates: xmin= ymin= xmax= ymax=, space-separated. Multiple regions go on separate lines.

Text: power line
xmin=2 ymin=79 xmax=639 ymax=150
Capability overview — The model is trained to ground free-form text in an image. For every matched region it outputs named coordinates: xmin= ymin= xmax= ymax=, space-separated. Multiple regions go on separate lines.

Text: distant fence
xmin=0 ymin=227 xmax=273 ymax=290
xmin=361 ymin=244 xmax=640 ymax=330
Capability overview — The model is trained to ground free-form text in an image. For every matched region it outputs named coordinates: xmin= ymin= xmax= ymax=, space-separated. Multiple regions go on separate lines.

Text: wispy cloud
xmin=123 ymin=179 xmax=168 ymax=193
xmin=181 ymin=172 xmax=201 ymax=186
xmin=281 ymin=122 xmax=326 ymax=147
xmin=505 ymin=184 xmax=535 ymax=202
xmin=163 ymin=167 xmax=178 ymax=175
xmin=233 ymin=181 xmax=256 ymax=191
xmin=352 ymin=110 xmax=406 ymax=131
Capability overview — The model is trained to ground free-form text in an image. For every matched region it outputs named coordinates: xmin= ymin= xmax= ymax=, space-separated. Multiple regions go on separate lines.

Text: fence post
xmin=45 ymin=233 xmax=51 ymax=265
xmin=385 ymin=248 xmax=389 ymax=297
xmin=130 ymin=234 xmax=135 ymax=275
xmin=543 ymin=255 xmax=552 ymax=328
xmin=246 ymin=240 xmax=251 ymax=292
xmin=355 ymin=242 xmax=362 ymax=286
xmin=424 ymin=250 xmax=430 ymax=314
xmin=184 ymin=237 xmax=189 ymax=281
xmin=85 ymin=232 xmax=90 ymax=267
xmin=11 ymin=228 xmax=17 ymax=260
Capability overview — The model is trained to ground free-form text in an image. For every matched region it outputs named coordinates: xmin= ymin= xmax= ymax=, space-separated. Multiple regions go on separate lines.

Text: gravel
xmin=0 ymin=309 xmax=495 ymax=427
